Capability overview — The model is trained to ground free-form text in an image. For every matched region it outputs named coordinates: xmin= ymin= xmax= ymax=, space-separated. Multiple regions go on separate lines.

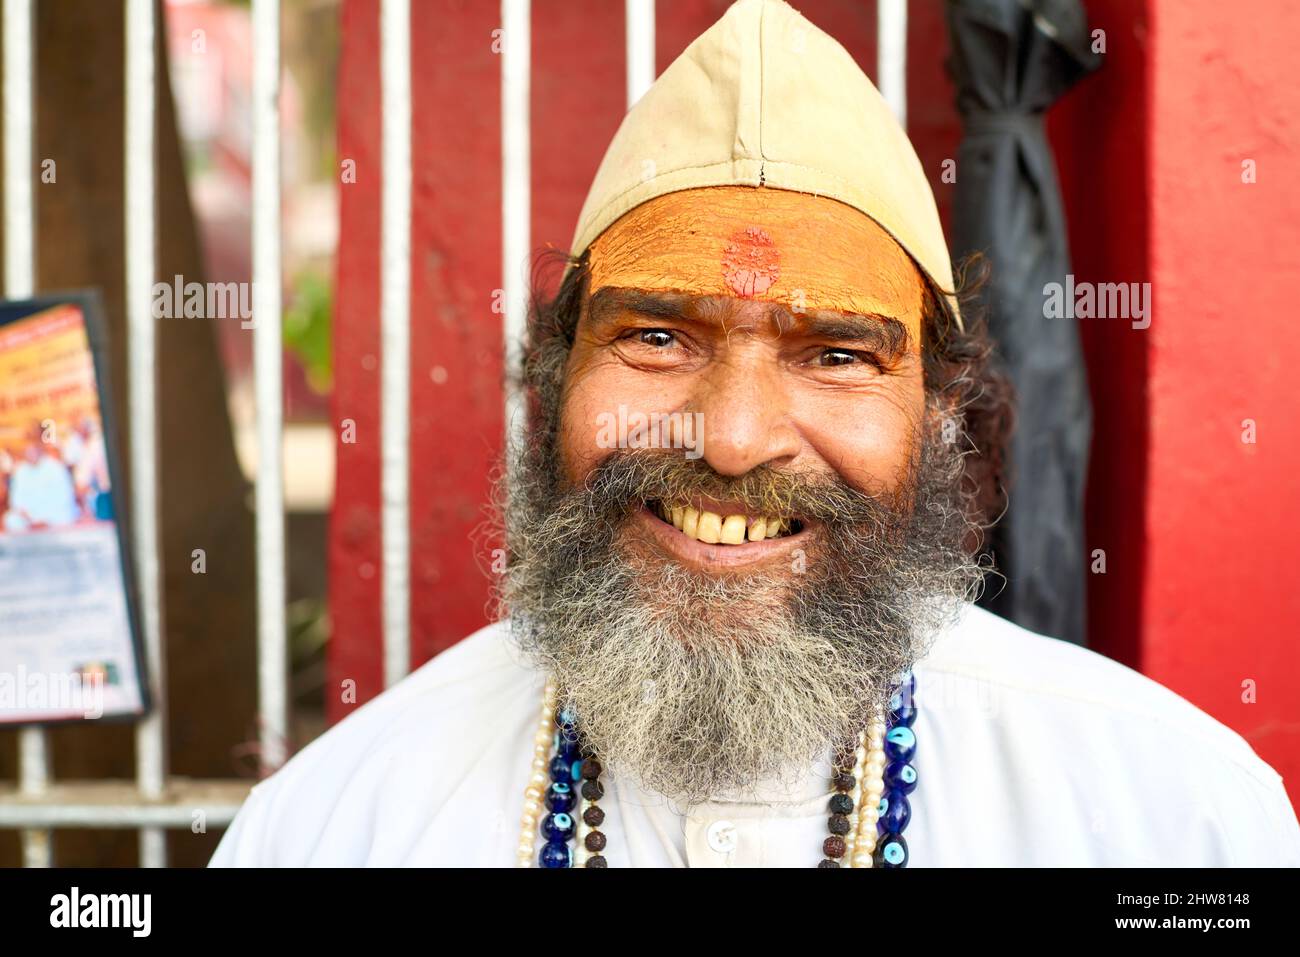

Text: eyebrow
xmin=588 ymin=286 xmax=690 ymax=324
xmin=586 ymin=285 xmax=915 ymax=359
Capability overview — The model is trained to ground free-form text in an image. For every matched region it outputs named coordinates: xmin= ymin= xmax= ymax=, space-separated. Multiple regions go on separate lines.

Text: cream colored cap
xmin=568 ymin=0 xmax=960 ymax=329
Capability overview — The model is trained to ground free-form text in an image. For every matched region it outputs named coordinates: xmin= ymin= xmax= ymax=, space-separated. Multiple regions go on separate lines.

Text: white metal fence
xmin=0 ymin=0 xmax=907 ymax=867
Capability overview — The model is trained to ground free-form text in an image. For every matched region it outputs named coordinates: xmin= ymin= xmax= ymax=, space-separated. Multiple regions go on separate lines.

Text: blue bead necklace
xmin=530 ymin=670 xmax=919 ymax=868
xmin=878 ymin=669 xmax=919 ymax=868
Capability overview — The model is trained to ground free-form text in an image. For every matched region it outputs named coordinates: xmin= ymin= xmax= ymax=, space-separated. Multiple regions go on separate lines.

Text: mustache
xmin=559 ymin=447 xmax=914 ymax=529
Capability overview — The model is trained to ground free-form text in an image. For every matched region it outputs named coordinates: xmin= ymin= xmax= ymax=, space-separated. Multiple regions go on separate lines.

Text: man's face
xmin=560 ymin=188 xmax=927 ymax=581
xmin=503 ymin=186 xmax=975 ymax=803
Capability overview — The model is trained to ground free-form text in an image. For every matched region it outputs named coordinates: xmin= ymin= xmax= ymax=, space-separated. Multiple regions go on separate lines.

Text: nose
xmin=689 ymin=349 xmax=801 ymax=476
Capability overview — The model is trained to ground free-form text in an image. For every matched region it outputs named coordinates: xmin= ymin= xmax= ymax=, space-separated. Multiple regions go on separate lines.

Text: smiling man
xmin=210 ymin=0 xmax=1300 ymax=867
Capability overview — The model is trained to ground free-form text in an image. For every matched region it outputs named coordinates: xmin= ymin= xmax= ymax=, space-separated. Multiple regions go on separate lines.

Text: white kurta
xmin=209 ymin=605 xmax=1300 ymax=867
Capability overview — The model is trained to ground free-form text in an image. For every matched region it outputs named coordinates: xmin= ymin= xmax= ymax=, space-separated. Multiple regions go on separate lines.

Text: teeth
xmin=719 ymin=514 xmax=747 ymax=545
xmin=656 ymin=502 xmax=795 ymax=546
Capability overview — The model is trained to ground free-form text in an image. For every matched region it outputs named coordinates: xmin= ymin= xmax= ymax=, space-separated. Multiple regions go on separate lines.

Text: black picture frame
xmin=0 ymin=289 xmax=152 ymax=726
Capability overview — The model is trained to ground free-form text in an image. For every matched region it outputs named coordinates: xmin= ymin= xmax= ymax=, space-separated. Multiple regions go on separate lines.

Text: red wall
xmin=1141 ymin=0 xmax=1300 ymax=797
xmin=329 ymin=0 xmax=1300 ymax=808
xmin=1053 ymin=0 xmax=1300 ymax=805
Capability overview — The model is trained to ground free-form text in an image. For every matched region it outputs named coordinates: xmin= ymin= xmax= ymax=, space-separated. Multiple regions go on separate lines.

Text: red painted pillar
xmin=1140 ymin=0 xmax=1300 ymax=802
xmin=1054 ymin=0 xmax=1300 ymax=805
xmin=330 ymin=0 xmax=383 ymax=720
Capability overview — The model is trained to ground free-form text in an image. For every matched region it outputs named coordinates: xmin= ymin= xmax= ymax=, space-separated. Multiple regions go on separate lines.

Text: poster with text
xmin=0 ymin=298 xmax=147 ymax=723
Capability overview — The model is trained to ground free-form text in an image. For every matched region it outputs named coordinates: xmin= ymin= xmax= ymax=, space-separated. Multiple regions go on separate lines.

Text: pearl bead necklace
xmin=515 ymin=680 xmax=559 ymax=867
xmin=516 ymin=680 xmax=911 ymax=867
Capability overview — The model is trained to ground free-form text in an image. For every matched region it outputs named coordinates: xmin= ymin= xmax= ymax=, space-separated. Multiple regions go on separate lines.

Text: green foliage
xmin=283 ymin=270 xmax=333 ymax=394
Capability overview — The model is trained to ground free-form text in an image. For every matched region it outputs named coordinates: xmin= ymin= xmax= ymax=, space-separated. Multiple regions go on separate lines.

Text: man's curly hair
xmin=518 ymin=246 xmax=1014 ymax=535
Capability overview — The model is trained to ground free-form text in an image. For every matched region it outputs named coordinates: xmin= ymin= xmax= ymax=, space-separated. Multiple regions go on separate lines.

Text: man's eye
xmin=637 ymin=330 xmax=676 ymax=348
xmin=818 ymin=349 xmax=860 ymax=367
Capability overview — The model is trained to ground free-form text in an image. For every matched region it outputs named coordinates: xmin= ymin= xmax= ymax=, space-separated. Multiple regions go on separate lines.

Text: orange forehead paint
xmin=587 ymin=185 xmax=925 ymax=343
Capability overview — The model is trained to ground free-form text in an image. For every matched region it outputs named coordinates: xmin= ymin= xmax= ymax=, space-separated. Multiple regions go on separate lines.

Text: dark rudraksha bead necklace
xmin=517 ymin=674 xmax=917 ymax=868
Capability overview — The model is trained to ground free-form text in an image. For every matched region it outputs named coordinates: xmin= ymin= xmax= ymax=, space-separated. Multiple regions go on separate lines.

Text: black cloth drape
xmin=946 ymin=0 xmax=1100 ymax=646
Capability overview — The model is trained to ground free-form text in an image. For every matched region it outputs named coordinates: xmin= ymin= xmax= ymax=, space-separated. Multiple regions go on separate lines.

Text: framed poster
xmin=0 ymin=292 xmax=150 ymax=724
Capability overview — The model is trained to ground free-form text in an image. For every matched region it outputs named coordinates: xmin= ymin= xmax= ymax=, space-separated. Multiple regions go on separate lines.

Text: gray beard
xmin=497 ymin=402 xmax=981 ymax=806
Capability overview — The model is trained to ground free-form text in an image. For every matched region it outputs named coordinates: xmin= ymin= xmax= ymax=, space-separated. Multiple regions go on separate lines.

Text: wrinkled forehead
xmin=586 ymin=185 xmax=926 ymax=341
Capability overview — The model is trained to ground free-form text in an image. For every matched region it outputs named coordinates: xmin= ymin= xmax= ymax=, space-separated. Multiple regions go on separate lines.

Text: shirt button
xmin=706 ymin=820 xmax=737 ymax=854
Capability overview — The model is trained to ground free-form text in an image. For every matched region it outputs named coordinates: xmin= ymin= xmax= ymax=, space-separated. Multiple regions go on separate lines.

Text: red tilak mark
xmin=721 ymin=227 xmax=780 ymax=297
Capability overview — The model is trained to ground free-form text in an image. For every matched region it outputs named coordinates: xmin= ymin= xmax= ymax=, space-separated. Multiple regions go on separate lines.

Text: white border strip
xmin=125 ymin=0 xmax=167 ymax=868
xmin=501 ymin=0 xmax=530 ymax=452
xmin=877 ymin=0 xmax=908 ymax=128
xmin=252 ymin=0 xmax=287 ymax=769
xmin=380 ymin=0 xmax=411 ymax=687
xmin=625 ymin=0 xmax=655 ymax=110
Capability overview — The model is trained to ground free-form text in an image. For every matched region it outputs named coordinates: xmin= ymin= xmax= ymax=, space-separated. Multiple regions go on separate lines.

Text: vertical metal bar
xmin=624 ymin=0 xmax=655 ymax=110
xmin=252 ymin=0 xmax=287 ymax=770
xmin=16 ymin=732 xmax=50 ymax=866
xmin=2 ymin=0 xmax=51 ymax=870
xmin=877 ymin=0 xmax=908 ymax=128
xmin=2 ymin=0 xmax=33 ymax=297
xmin=500 ymin=0 xmax=529 ymax=452
xmin=126 ymin=0 xmax=167 ymax=867
xmin=380 ymin=0 xmax=411 ymax=688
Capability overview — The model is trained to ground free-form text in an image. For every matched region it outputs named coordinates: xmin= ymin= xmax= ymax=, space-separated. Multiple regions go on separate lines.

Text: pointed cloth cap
xmin=567 ymin=0 xmax=961 ymax=330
